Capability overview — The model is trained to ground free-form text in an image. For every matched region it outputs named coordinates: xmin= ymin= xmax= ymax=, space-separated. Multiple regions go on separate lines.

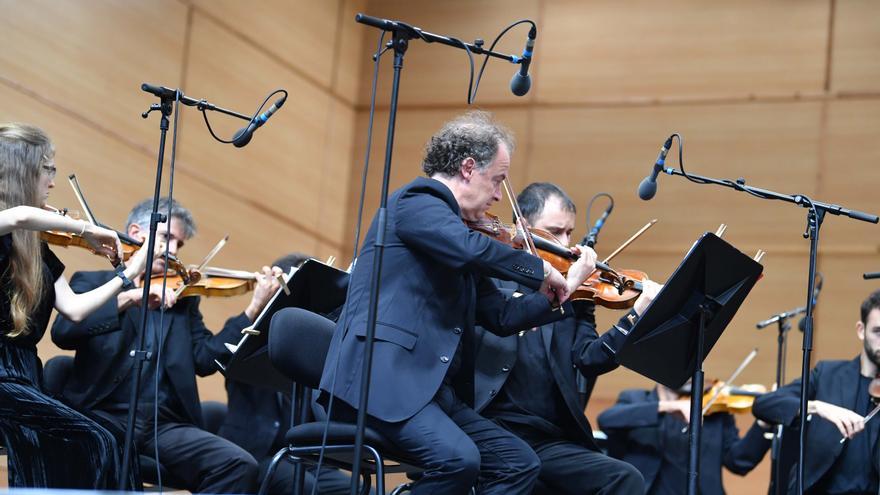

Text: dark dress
xmin=0 ymin=233 xmax=121 ymax=488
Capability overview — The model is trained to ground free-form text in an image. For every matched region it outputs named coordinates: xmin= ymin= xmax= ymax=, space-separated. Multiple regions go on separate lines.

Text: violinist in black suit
xmin=752 ymin=288 xmax=880 ymax=494
xmin=474 ymin=182 xmax=659 ymax=494
xmin=598 ymin=382 xmax=772 ymax=495
xmin=318 ymin=111 xmax=596 ymax=495
xmin=52 ymin=197 xmax=282 ymax=494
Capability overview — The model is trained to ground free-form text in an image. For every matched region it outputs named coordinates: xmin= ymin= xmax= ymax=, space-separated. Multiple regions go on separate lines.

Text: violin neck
xmin=531 ymin=234 xmax=576 ymax=260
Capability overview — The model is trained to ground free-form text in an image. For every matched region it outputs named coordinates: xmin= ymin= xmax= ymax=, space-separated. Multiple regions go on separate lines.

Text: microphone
xmin=232 ymin=95 xmax=287 ymax=148
xmin=584 ymin=202 xmax=613 ymax=248
xmin=510 ymin=26 xmax=537 ymax=97
xmin=638 ymin=136 xmax=674 ymax=200
xmin=797 ymin=273 xmax=823 ymax=332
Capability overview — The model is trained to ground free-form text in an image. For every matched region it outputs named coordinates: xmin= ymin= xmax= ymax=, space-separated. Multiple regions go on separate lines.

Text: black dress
xmin=0 ymin=233 xmax=121 ymax=488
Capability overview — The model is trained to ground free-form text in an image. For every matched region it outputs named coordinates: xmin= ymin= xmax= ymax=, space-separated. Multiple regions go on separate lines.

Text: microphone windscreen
xmin=638 ymin=177 xmax=657 ymax=200
xmin=510 ymin=73 xmax=531 ymax=97
xmin=232 ymin=127 xmax=252 ymax=148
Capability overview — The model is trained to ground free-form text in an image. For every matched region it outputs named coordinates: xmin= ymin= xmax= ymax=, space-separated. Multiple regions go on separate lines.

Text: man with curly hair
xmin=318 ymin=111 xmax=596 ymax=495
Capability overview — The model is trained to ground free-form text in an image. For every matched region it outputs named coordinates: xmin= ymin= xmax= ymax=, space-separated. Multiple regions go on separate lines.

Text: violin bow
xmin=502 ymin=178 xmax=538 ymax=256
xmin=174 ymin=235 xmax=229 ymax=297
xmin=701 ymin=348 xmax=759 ymax=416
xmin=67 ymin=174 xmax=99 ymax=226
xmin=839 ymin=402 xmax=880 ymax=443
xmin=601 ymin=219 xmax=658 ymax=265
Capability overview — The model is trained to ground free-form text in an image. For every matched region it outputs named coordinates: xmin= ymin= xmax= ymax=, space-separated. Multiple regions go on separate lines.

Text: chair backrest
xmin=42 ymin=355 xmax=74 ymax=397
xmin=268 ymin=307 xmax=335 ymax=389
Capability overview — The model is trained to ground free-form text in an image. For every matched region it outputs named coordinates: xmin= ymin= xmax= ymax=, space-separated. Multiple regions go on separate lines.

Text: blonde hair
xmin=0 ymin=123 xmax=54 ymax=337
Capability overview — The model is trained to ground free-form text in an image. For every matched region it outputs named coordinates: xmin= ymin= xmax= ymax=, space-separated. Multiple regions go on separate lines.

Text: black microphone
xmin=232 ymin=95 xmax=287 ymax=148
xmin=584 ymin=202 xmax=613 ymax=248
xmin=798 ymin=273 xmax=823 ymax=332
xmin=510 ymin=26 xmax=537 ymax=97
xmin=638 ymin=136 xmax=674 ymax=200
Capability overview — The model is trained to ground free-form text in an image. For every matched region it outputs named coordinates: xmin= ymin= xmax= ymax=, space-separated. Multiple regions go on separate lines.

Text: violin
xmin=40 ymin=205 xmax=195 ymax=284
xmin=147 ymin=274 xmax=255 ymax=299
xmin=465 ymin=212 xmax=648 ymax=309
xmin=700 ymin=381 xmax=767 ymax=416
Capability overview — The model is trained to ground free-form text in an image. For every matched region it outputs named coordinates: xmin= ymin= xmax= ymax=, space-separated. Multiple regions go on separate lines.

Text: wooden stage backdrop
xmin=2 ymin=0 xmax=879 ymax=492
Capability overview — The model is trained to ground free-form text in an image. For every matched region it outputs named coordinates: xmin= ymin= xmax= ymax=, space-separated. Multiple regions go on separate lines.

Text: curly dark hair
xmin=861 ymin=289 xmax=880 ymax=324
xmin=421 ymin=111 xmax=515 ymax=177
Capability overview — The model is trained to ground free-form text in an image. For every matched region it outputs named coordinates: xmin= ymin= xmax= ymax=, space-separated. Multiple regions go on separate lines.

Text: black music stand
xmin=616 ymin=232 xmax=763 ymax=495
xmin=219 ymin=259 xmax=349 ymax=391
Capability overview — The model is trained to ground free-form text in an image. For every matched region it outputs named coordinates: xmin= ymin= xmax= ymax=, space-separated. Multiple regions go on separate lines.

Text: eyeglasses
xmin=41 ymin=165 xmax=57 ymax=179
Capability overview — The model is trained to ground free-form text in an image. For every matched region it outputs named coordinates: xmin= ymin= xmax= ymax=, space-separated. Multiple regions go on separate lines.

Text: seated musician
xmin=598 ymin=380 xmax=772 ymax=494
xmin=51 ymin=197 xmax=281 ymax=494
xmin=0 ymin=122 xmax=148 ymax=488
xmin=752 ymin=288 xmax=880 ymax=494
xmin=219 ymin=252 xmax=352 ymax=495
xmin=318 ymin=111 xmax=596 ymax=495
xmin=474 ymin=182 xmax=659 ymax=494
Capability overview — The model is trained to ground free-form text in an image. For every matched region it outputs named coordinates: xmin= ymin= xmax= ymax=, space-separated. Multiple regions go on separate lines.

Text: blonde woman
xmin=0 ymin=122 xmax=147 ymax=488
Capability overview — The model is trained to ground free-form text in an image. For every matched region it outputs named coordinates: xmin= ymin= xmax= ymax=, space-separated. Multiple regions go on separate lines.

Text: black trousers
xmin=333 ymin=384 xmax=541 ymax=495
xmin=504 ymin=421 xmax=645 ymax=495
xmin=94 ymin=409 xmax=259 ymax=494
xmin=0 ymin=380 xmax=121 ymax=488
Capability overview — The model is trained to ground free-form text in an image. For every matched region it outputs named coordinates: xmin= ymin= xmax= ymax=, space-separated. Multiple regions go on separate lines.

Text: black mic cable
xmin=582 ymin=193 xmax=614 ymax=248
xmin=797 ymin=272 xmax=823 ymax=331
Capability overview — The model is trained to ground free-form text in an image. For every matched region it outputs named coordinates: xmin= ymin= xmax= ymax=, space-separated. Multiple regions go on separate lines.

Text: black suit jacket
xmin=51 ymin=270 xmax=250 ymax=427
xmin=752 ymin=357 xmax=879 ymax=493
xmin=319 ymin=177 xmax=569 ymax=422
xmin=599 ymin=388 xmax=771 ymax=494
xmin=473 ymin=281 xmax=635 ymax=449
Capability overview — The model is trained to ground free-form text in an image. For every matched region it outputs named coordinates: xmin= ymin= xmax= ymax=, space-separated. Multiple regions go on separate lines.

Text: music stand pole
xmin=686 ymin=305 xmax=711 ymax=495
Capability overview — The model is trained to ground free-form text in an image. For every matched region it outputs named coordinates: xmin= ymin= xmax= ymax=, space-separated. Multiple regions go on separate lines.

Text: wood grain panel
xmin=0 ymin=0 xmax=188 ymax=147
xmin=334 ymin=0 xmax=371 ymax=103
xmin=189 ymin=0 xmax=341 ymax=90
xmin=355 ymin=0 xmax=541 ymax=106
xmin=818 ymin=99 xmax=880 ymax=252
xmin=538 ymin=0 xmax=829 ymax=102
xmin=529 ymin=101 xmax=825 ymax=253
xmin=830 ymin=0 xmax=880 ymax=93
xmin=180 ymin=11 xmax=339 ymax=250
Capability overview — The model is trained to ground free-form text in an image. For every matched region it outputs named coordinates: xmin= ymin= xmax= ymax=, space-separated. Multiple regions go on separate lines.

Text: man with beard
xmin=474 ymin=182 xmax=657 ymax=494
xmin=752 ymin=288 xmax=880 ymax=494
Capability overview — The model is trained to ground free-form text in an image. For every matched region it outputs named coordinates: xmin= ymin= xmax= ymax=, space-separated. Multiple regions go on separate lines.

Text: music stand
xmin=219 ymin=259 xmax=349 ymax=391
xmin=616 ymin=232 xmax=763 ymax=495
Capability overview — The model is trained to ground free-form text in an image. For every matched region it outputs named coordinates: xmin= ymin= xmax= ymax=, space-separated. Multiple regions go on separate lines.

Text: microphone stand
xmin=121 ymin=85 xmax=253 ymax=488
xmin=349 ymin=13 xmax=525 ymax=495
xmin=757 ymin=307 xmax=795 ymax=495
xmin=654 ymin=166 xmax=878 ymax=495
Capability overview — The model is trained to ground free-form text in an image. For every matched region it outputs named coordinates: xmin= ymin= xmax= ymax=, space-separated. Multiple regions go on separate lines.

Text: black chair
xmin=260 ymin=308 xmax=425 ymax=495
xmin=42 ymin=355 xmax=228 ymax=490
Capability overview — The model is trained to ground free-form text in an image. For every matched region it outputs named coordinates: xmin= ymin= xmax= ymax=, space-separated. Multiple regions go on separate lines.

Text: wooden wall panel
xmin=0 ymin=0 xmax=188 ymax=148
xmin=818 ymin=99 xmax=880 ymax=252
xmin=179 ymin=11 xmax=340 ymax=254
xmin=355 ymin=0 xmax=541 ymax=106
xmin=830 ymin=0 xmax=880 ymax=93
xmin=538 ymin=0 xmax=829 ymax=102
xmin=189 ymin=0 xmax=342 ymax=90
xmin=529 ymin=102 xmax=825 ymax=252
